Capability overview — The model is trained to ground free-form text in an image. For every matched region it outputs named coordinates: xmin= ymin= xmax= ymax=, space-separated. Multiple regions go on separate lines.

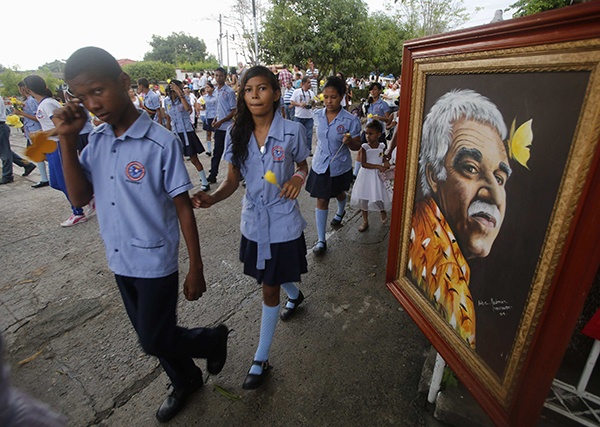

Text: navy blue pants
xmin=115 ymin=272 xmax=216 ymax=388
xmin=209 ymin=129 xmax=226 ymax=180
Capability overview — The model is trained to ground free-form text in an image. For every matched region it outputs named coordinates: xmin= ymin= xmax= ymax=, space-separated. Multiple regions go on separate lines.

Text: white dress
xmin=351 ymin=143 xmax=392 ymax=211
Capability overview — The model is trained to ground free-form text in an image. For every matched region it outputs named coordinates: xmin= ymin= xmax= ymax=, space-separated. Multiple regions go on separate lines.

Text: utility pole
xmin=219 ymin=14 xmax=224 ymax=67
xmin=252 ymin=0 xmax=259 ymax=65
xmin=226 ymin=30 xmax=230 ymax=69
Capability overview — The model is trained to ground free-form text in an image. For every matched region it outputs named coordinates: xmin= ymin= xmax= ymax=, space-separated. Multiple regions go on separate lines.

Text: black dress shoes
xmin=32 ymin=181 xmax=49 ymax=188
xmin=242 ymin=360 xmax=271 ymax=390
xmin=207 ymin=324 xmax=229 ymax=375
xmin=156 ymin=372 xmax=204 ymax=423
xmin=22 ymin=163 xmax=36 ymax=177
xmin=280 ymin=291 xmax=305 ymax=321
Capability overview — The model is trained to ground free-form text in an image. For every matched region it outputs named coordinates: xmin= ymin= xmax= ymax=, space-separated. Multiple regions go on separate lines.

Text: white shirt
xmin=290 ymin=88 xmax=315 ymax=119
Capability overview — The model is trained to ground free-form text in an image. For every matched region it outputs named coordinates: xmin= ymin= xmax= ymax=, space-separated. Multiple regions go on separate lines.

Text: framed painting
xmin=385 ymin=2 xmax=600 ymax=426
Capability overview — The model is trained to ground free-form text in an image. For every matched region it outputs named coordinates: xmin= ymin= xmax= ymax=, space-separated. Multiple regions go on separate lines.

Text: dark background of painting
xmin=416 ymin=71 xmax=591 ymax=377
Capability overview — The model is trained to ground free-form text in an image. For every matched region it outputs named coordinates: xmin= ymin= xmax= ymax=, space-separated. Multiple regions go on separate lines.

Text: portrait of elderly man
xmin=407 ymin=89 xmax=511 ymax=349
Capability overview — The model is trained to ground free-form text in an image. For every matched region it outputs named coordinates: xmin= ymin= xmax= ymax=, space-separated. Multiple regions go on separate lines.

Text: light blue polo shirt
xmin=143 ymin=90 xmax=161 ymax=122
xmin=164 ymin=96 xmax=193 ymax=133
xmin=223 ymin=113 xmax=309 ymax=269
xmin=203 ymin=93 xmax=217 ymax=119
xmin=215 ymin=84 xmax=236 ymax=131
xmin=312 ymin=107 xmax=361 ymax=176
xmin=79 ymin=112 xmax=193 ymax=278
xmin=23 ymin=96 xmax=41 ymax=137
xmin=367 ymin=98 xmax=390 ymax=128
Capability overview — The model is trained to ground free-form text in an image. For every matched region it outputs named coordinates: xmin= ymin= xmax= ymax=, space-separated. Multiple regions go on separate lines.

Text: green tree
xmin=508 ymin=0 xmax=571 ymax=17
xmin=123 ymin=61 xmax=177 ymax=84
xmin=40 ymin=60 xmax=67 ymax=74
xmin=394 ymin=0 xmax=469 ymax=39
xmin=144 ymin=33 xmax=209 ymax=64
xmin=261 ymin=0 xmax=370 ymax=78
xmin=0 ymin=68 xmax=62 ymax=98
xmin=357 ymin=12 xmax=408 ymax=78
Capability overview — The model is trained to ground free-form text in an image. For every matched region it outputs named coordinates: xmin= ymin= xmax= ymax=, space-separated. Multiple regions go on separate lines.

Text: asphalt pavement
xmin=1 ymin=127 xmax=433 ymax=426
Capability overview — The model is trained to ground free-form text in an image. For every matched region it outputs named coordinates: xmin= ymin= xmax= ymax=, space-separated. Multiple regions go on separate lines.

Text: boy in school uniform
xmin=54 ymin=46 xmax=228 ymax=423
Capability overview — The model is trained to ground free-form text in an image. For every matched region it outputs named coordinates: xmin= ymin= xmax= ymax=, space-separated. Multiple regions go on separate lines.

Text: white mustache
xmin=467 ymin=200 xmax=500 ymax=226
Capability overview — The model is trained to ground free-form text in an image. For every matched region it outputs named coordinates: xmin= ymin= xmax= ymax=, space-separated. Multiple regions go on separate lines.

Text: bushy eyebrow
xmin=500 ymin=162 xmax=512 ymax=178
xmin=452 ymin=147 xmax=482 ymax=168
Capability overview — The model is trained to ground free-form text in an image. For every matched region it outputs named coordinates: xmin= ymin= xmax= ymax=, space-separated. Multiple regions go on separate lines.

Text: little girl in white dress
xmin=350 ymin=121 xmax=392 ymax=232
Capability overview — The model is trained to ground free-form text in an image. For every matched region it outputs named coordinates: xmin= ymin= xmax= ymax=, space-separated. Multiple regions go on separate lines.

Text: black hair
xmin=137 ymin=78 xmax=149 ymax=89
xmin=205 ymin=82 xmax=214 ymax=89
xmin=23 ymin=75 xmax=53 ymax=98
xmin=230 ymin=66 xmax=281 ymax=169
xmin=229 ymin=66 xmax=237 ymax=75
xmin=64 ymin=46 xmax=122 ymax=82
xmin=301 ymin=76 xmax=311 ymax=84
xmin=368 ymin=82 xmax=383 ymax=91
xmin=366 ymin=119 xmax=383 ymax=134
xmin=215 ymin=67 xmax=226 ymax=75
xmin=323 ymin=76 xmax=346 ymax=97
xmin=17 ymin=80 xmax=25 ymax=88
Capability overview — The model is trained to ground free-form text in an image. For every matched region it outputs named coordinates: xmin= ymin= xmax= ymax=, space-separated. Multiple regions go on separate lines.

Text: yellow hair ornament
xmin=507 ymin=118 xmax=533 ymax=169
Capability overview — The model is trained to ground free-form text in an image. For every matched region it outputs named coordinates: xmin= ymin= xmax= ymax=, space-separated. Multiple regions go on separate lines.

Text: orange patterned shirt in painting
xmin=407 ymin=197 xmax=476 ymax=349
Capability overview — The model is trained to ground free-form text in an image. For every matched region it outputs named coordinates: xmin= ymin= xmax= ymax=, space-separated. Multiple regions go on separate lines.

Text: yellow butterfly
xmin=507 ymin=118 xmax=533 ymax=169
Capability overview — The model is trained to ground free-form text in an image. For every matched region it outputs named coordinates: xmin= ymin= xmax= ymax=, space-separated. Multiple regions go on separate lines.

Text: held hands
xmin=183 ymin=266 xmax=207 ymax=301
xmin=191 ymin=191 xmax=215 ymax=208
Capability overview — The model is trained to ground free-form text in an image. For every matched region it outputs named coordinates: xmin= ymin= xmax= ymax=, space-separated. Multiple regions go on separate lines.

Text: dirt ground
xmin=1 ymin=127 xmax=435 ymax=426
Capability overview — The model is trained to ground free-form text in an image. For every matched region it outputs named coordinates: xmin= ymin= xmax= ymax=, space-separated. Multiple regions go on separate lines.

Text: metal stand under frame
xmin=544 ymin=340 xmax=600 ymax=426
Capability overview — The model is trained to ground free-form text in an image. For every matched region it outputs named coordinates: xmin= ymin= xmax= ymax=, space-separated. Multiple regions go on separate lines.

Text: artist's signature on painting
xmin=477 ymin=298 xmax=513 ymax=316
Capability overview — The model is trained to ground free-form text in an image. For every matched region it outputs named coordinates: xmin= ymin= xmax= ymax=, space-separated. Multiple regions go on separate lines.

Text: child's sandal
xmin=358 ymin=222 xmax=369 ymax=232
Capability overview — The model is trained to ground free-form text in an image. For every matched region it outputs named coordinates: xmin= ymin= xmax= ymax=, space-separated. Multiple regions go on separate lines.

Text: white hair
xmin=419 ymin=89 xmax=507 ymax=196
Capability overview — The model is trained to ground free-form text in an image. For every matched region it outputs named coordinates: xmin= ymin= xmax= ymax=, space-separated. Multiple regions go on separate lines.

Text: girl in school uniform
xmin=24 ymin=75 xmax=88 ymax=227
xmin=305 ymin=76 xmax=361 ymax=255
xmin=192 ymin=66 xmax=310 ymax=389
xmin=163 ymin=79 xmax=210 ymax=191
xmin=202 ymin=82 xmax=218 ymax=155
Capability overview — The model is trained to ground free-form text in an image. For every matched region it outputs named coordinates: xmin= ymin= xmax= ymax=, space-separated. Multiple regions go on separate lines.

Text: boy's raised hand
xmin=54 ymin=101 xmax=88 ymax=141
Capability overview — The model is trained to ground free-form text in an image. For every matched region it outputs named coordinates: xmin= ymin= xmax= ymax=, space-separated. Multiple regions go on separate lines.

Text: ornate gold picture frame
xmin=385 ymin=3 xmax=600 ymax=425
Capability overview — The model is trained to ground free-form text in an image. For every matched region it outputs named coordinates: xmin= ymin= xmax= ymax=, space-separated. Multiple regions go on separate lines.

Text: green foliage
xmin=123 ymin=62 xmax=177 ymax=84
xmin=0 ymin=68 xmax=63 ymax=98
xmin=358 ymin=12 xmax=408 ymax=78
xmin=395 ymin=0 xmax=469 ymax=39
xmin=261 ymin=0 xmax=370 ymax=78
xmin=442 ymin=366 xmax=459 ymax=389
xmin=508 ymin=0 xmax=571 ymax=18
xmin=177 ymin=58 xmax=220 ymax=74
xmin=39 ymin=60 xmax=67 ymax=74
xmin=144 ymin=33 xmax=209 ymax=64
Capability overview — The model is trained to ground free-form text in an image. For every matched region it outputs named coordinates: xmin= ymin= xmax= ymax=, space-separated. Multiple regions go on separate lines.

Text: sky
xmin=2 ymin=0 xmax=514 ymax=71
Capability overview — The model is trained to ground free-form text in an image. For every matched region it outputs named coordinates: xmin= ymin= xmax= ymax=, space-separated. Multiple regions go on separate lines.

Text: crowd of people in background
xmin=0 ymin=51 xmax=406 ymax=424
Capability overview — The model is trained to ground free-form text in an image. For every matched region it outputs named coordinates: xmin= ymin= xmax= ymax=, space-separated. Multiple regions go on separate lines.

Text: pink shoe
xmin=60 ymin=214 xmax=88 ymax=227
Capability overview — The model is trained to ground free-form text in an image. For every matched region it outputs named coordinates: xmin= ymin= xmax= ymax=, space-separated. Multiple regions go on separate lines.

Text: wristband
xmin=293 ymin=170 xmax=307 ymax=184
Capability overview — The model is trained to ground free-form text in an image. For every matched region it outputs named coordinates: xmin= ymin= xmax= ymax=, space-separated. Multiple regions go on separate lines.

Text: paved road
xmin=1 ymin=127 xmax=432 ymax=426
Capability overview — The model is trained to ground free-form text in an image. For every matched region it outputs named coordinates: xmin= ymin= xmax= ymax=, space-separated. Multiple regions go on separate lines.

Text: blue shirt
xmin=215 ymin=84 xmax=236 ymax=131
xmin=142 ymin=90 xmax=161 ymax=122
xmin=367 ymin=98 xmax=390 ymax=129
xmin=312 ymin=108 xmax=361 ymax=176
xmin=164 ymin=96 xmax=193 ymax=134
xmin=79 ymin=112 xmax=193 ymax=278
xmin=203 ymin=93 xmax=217 ymax=119
xmin=23 ymin=96 xmax=41 ymax=137
xmin=223 ymin=113 xmax=309 ymax=269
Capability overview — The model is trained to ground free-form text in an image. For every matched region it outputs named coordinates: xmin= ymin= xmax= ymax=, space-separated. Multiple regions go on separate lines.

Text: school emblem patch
xmin=336 ymin=124 xmax=346 ymax=134
xmin=126 ymin=161 xmax=146 ymax=181
xmin=271 ymin=145 xmax=285 ymax=162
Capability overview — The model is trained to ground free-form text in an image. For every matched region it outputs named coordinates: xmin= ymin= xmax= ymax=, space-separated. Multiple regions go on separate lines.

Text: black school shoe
xmin=207 ymin=324 xmax=229 ymax=375
xmin=156 ymin=372 xmax=204 ymax=423
xmin=280 ymin=291 xmax=305 ymax=321
xmin=242 ymin=360 xmax=271 ymax=390
xmin=31 ymin=181 xmax=49 ymax=188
